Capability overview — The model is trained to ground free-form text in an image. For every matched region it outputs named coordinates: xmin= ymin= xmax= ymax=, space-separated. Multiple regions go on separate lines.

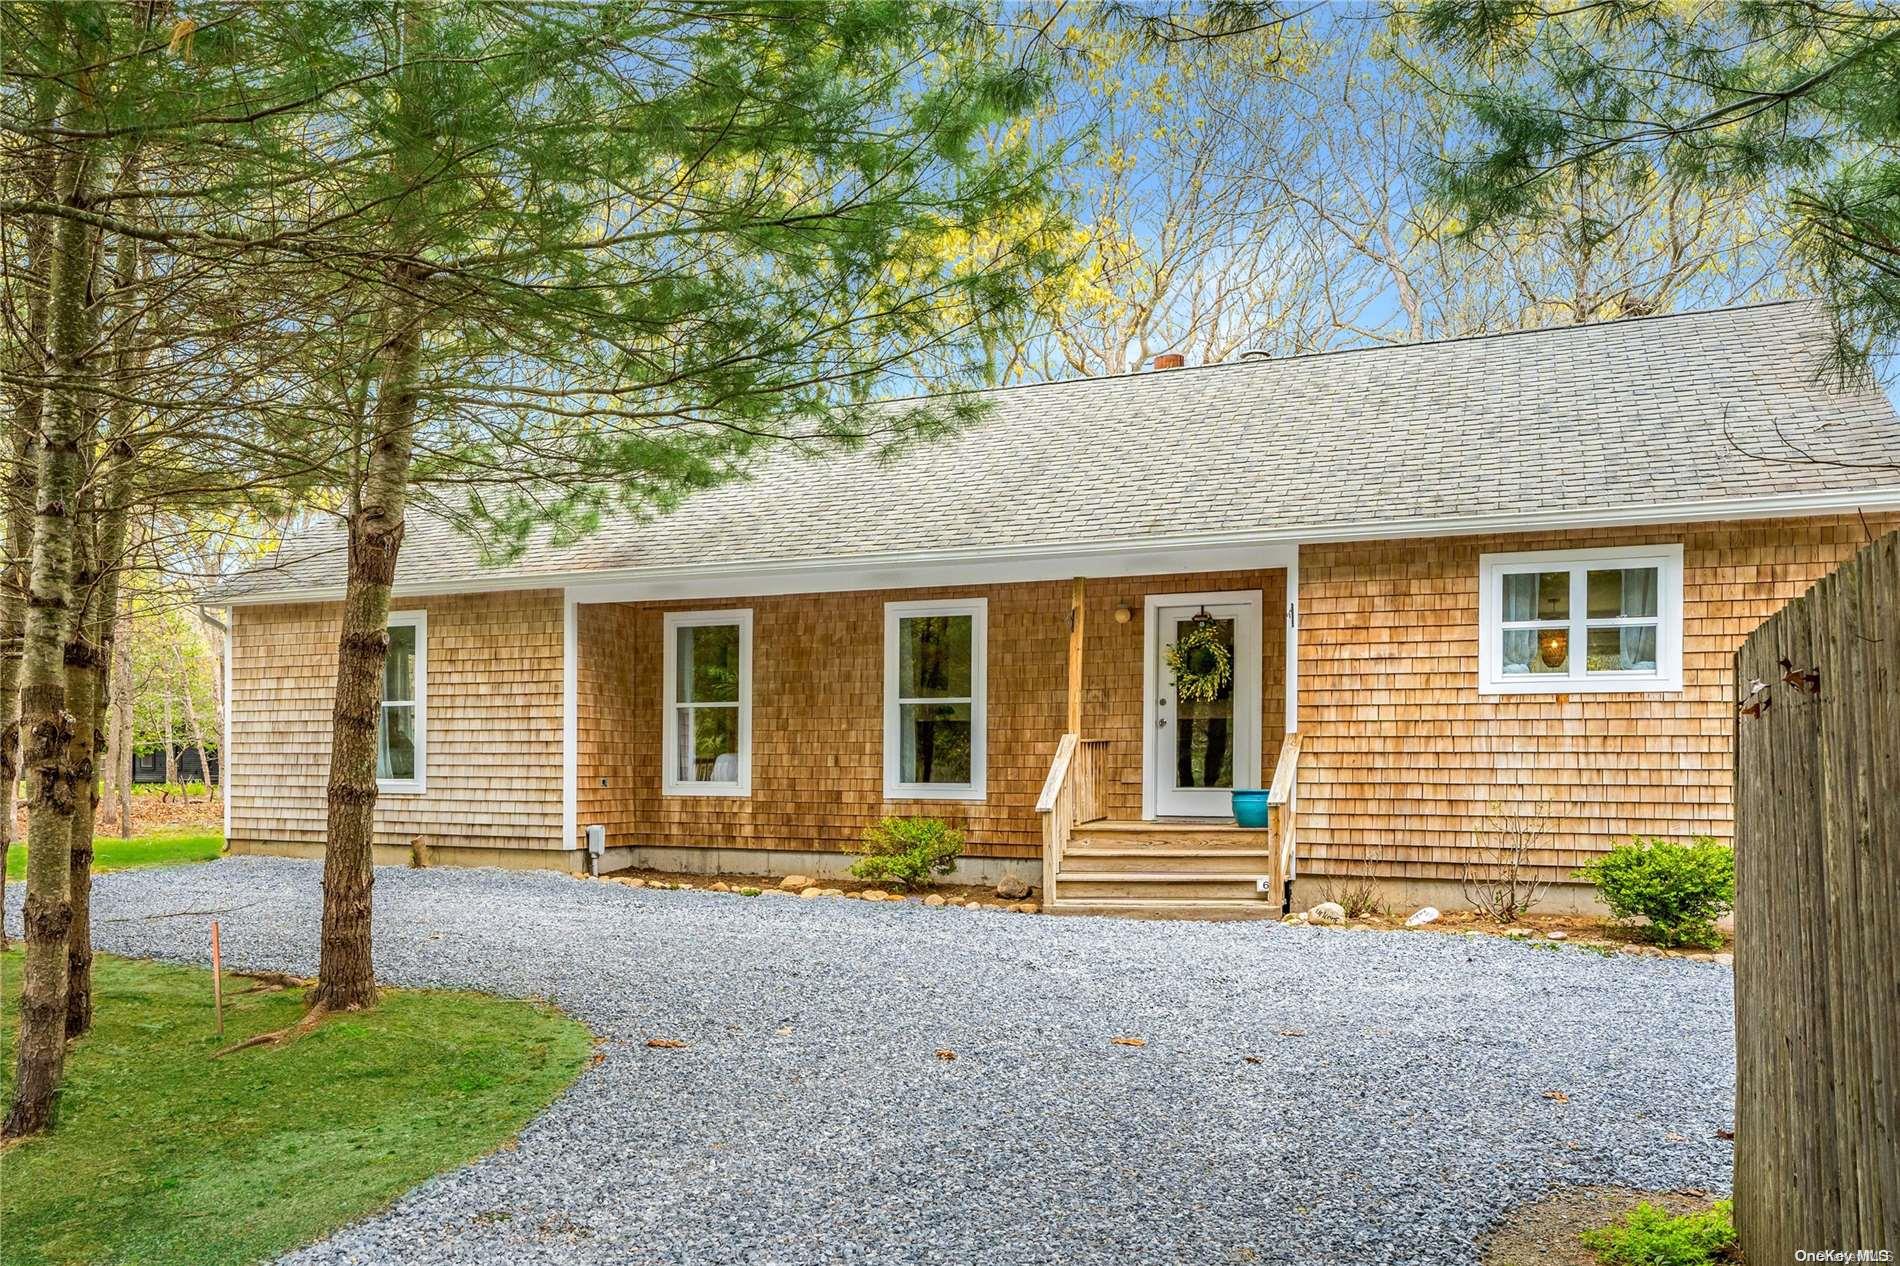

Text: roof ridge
xmin=871 ymin=297 xmax=1819 ymax=407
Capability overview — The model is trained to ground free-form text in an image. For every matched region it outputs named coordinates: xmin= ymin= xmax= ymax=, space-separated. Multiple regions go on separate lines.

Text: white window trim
xmin=378 ymin=610 xmax=427 ymax=795
xmin=661 ymin=608 xmax=753 ymax=797
xmin=1477 ymin=544 xmax=1684 ymax=695
xmin=883 ymin=597 xmax=987 ymax=801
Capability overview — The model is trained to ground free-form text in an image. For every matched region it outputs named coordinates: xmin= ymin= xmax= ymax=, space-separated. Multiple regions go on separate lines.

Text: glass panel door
xmin=1152 ymin=600 xmax=1259 ymax=817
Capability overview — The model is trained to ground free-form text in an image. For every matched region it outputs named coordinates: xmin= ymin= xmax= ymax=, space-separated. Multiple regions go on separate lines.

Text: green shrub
xmin=850 ymin=816 xmax=963 ymax=890
xmin=1578 ymin=1199 xmax=1736 ymax=1266
xmin=1577 ymin=837 xmax=1734 ymax=949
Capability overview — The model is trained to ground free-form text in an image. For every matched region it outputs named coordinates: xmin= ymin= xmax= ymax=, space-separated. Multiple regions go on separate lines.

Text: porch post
xmin=1284 ymin=549 xmax=1299 ymax=737
xmin=1066 ymin=576 xmax=1085 ymax=734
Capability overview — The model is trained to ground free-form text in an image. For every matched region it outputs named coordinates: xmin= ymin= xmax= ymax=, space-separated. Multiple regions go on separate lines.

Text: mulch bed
xmin=1481 ymin=1185 xmax=1730 ymax=1265
xmin=1348 ymin=907 xmax=1733 ymax=959
xmin=12 ymin=793 xmax=223 ymax=840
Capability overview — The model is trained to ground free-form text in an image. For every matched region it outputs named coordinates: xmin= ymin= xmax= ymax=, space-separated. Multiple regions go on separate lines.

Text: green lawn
xmin=0 ymin=952 xmax=592 ymax=1266
xmin=5 ymin=829 xmax=225 ymax=881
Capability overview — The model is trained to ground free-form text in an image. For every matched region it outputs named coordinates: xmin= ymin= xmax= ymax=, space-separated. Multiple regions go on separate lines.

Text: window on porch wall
xmin=663 ymin=610 xmax=752 ymax=796
xmin=884 ymin=599 xmax=987 ymax=800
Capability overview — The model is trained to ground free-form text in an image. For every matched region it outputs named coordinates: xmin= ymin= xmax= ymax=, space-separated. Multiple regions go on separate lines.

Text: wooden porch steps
xmin=1050 ymin=897 xmax=1287 ymax=921
xmin=1049 ymin=818 xmax=1279 ymax=917
xmin=1060 ymin=848 xmax=1277 ymax=874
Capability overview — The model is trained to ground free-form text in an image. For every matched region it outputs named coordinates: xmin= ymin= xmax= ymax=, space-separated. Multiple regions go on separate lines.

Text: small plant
xmin=1462 ymin=800 xmax=1555 ymax=922
xmin=737 ymin=886 xmax=762 ymax=897
xmin=850 ymin=816 xmax=963 ymax=890
xmin=1578 ymin=1198 xmax=1736 ymax=1266
xmin=1578 ymin=837 xmax=1734 ymax=949
xmin=1318 ymin=840 xmax=1386 ymax=919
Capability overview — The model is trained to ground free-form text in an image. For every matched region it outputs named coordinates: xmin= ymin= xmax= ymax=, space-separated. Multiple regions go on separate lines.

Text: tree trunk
xmin=0 ymin=12 xmax=62 ymax=962
xmin=67 ymin=130 xmax=146 ymax=1039
xmin=5 ymin=28 xmax=101 ymax=1136
xmin=200 ymin=612 xmax=224 ymax=799
xmin=61 ymin=514 xmax=101 ymax=1039
xmin=179 ymin=652 xmax=210 ymax=804
xmin=110 ymin=610 xmax=132 ymax=835
xmin=316 ymin=1 xmax=432 ymax=1013
xmin=315 ymin=275 xmax=425 ymax=1013
xmin=162 ymin=688 xmax=178 ymax=799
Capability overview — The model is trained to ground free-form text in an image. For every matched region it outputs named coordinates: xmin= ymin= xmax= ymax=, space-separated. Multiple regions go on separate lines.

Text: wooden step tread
xmin=1079 ymin=819 xmax=1268 ymax=835
xmin=1062 ymin=848 xmax=1276 ymax=860
xmin=1047 ymin=898 xmax=1285 ymax=920
xmin=1057 ymin=871 xmax=1271 ymax=884
xmin=1053 ymin=896 xmax=1277 ymax=907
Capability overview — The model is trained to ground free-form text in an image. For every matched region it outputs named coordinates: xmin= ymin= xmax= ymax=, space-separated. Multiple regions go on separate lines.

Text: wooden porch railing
xmin=1035 ymin=733 xmax=1108 ymax=902
xmin=1266 ymin=732 xmax=1301 ymax=906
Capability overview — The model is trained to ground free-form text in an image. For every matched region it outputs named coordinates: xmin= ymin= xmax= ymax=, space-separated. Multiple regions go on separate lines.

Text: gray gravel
xmin=8 ymin=858 xmax=1736 ymax=1265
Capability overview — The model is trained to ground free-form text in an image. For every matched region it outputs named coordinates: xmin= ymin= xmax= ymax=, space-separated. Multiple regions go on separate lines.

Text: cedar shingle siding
xmin=1296 ymin=514 xmax=1900 ymax=881
xmin=579 ymin=569 xmax=1285 ymax=860
xmin=227 ymin=589 xmax=565 ymax=853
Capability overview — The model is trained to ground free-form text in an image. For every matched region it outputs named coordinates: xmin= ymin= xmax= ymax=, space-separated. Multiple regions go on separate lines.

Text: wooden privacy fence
xmin=1733 ymin=530 xmax=1898 ymax=1258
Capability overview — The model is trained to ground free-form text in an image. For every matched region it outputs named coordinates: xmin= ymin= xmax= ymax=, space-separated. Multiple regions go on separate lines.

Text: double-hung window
xmin=378 ymin=611 xmax=426 ymax=793
xmin=662 ymin=610 xmax=752 ymax=796
xmin=1477 ymin=545 xmax=1684 ymax=694
xmin=884 ymin=598 xmax=987 ymax=800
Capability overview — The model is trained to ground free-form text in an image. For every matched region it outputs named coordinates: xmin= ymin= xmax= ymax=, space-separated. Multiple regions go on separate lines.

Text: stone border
xmin=596 ymin=871 xmax=1042 ymax=914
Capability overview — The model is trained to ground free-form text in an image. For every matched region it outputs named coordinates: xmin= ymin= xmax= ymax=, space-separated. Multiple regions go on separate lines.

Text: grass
xmin=5 ymin=829 xmax=225 ymax=882
xmin=0 ymin=951 xmax=592 ymax=1266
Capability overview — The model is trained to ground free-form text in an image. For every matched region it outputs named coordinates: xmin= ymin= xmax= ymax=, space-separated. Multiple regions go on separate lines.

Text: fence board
xmin=1733 ymin=531 xmax=1899 ymax=1258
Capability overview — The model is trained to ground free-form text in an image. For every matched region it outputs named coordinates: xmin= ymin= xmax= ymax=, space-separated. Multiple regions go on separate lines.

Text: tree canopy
xmin=1416 ymin=0 xmax=1900 ymax=376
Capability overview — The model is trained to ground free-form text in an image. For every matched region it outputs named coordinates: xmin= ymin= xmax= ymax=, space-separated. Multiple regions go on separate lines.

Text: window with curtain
xmin=663 ymin=610 xmax=751 ymax=795
xmin=884 ymin=599 xmax=987 ymax=799
xmin=1479 ymin=546 xmax=1683 ymax=694
xmin=377 ymin=612 xmax=426 ymax=792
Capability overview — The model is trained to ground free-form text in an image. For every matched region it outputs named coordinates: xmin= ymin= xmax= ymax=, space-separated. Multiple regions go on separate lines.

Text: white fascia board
xmin=221 ymin=485 xmax=1900 ymax=607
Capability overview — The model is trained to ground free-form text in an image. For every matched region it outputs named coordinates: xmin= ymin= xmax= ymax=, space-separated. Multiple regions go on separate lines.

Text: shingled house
xmin=215 ymin=302 xmax=1900 ymax=914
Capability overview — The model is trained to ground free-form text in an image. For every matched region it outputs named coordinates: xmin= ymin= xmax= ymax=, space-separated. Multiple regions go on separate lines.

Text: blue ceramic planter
xmin=1231 ymin=789 xmax=1270 ymax=828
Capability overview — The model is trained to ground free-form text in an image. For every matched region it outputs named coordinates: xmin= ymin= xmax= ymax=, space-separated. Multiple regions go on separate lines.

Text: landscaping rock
xmin=1307 ymin=901 xmax=1346 ymax=925
xmin=778 ymin=874 xmax=814 ymax=892
xmin=797 ymin=886 xmax=826 ymax=901
xmin=923 ymin=894 xmax=946 ymax=907
xmin=1405 ymin=906 xmax=1440 ymax=928
xmin=860 ymin=889 xmax=891 ymax=902
xmin=1545 ymin=930 xmax=1568 ymax=942
xmin=995 ymin=874 xmax=1032 ymax=901
xmin=1504 ymin=928 xmax=1533 ymax=940
xmin=709 ymin=882 xmax=730 ymax=893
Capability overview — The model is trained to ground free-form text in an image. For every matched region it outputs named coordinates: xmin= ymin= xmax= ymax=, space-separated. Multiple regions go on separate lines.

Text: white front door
xmin=1146 ymin=593 xmax=1261 ymax=818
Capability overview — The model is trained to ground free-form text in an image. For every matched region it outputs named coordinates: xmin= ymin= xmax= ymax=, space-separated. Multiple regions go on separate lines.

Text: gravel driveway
xmin=11 ymin=858 xmax=1736 ymax=1265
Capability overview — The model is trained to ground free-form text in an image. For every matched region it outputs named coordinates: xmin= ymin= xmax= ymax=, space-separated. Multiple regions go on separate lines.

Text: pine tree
xmin=1416 ymin=0 xmax=1900 ymax=372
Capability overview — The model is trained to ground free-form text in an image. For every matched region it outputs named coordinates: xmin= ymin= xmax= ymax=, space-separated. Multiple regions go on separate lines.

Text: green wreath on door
xmin=1165 ymin=619 xmax=1233 ymax=703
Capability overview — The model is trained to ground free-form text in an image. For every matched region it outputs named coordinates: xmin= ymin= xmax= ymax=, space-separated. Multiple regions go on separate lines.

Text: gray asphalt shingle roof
xmin=219 ymin=301 xmax=1900 ymax=602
